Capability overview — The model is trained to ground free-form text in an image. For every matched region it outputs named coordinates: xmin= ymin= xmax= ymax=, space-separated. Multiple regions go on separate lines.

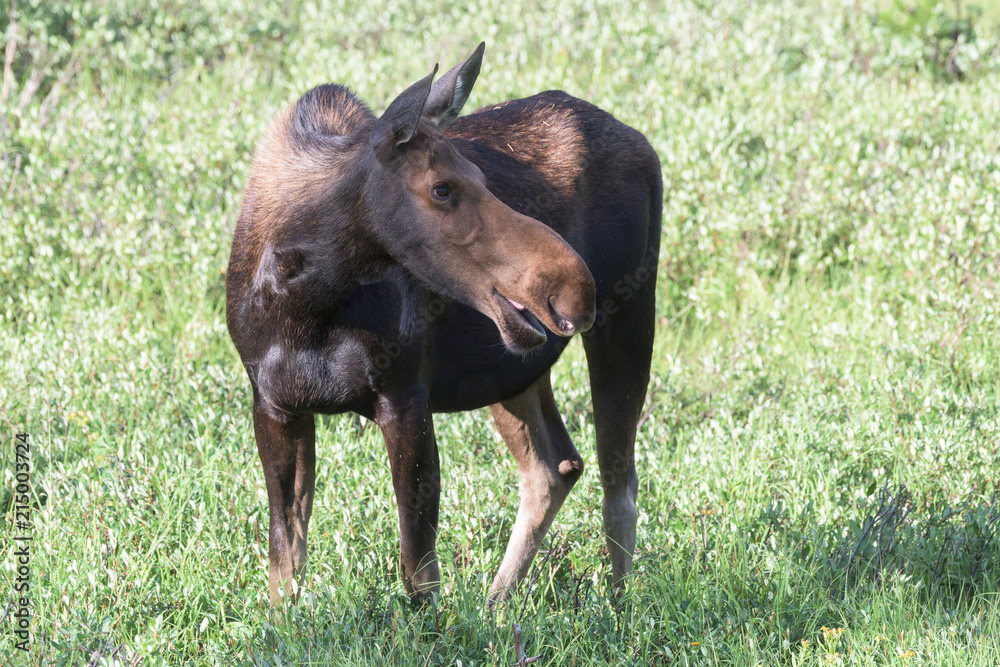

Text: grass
xmin=2 ymin=0 xmax=1000 ymax=664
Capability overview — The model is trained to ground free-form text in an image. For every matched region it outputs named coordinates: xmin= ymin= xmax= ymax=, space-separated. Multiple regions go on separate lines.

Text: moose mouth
xmin=492 ymin=288 xmax=548 ymax=352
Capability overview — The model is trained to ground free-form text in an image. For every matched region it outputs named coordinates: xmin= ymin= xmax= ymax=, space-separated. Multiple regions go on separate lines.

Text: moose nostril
xmin=548 ymin=297 xmax=576 ymax=335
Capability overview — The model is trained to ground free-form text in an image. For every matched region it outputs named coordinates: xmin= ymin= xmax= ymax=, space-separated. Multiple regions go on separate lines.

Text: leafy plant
xmin=879 ymin=0 xmax=995 ymax=79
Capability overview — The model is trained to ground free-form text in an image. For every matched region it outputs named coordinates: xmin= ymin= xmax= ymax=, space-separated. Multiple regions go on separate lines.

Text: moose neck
xmin=303 ymin=137 xmax=426 ymax=317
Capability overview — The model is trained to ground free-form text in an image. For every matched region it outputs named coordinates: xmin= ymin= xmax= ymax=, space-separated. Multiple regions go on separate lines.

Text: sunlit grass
xmin=2 ymin=0 xmax=999 ymax=664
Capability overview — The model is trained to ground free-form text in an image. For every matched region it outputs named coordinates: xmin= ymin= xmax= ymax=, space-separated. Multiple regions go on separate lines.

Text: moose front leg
xmin=376 ymin=386 xmax=441 ymax=599
xmin=253 ymin=402 xmax=316 ymax=606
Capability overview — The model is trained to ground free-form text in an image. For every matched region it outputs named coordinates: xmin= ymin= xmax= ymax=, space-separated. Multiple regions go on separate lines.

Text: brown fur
xmin=225 ymin=44 xmax=661 ymax=605
xmin=467 ymin=103 xmax=585 ymax=195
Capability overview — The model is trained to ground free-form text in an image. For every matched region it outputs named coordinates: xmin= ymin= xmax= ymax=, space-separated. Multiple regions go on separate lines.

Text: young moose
xmin=226 ymin=43 xmax=662 ymax=605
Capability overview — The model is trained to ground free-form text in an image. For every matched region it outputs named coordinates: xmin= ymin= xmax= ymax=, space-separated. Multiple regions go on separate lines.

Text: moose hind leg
xmin=487 ymin=373 xmax=584 ymax=602
xmin=583 ymin=299 xmax=655 ymax=592
xmin=253 ymin=402 xmax=316 ymax=606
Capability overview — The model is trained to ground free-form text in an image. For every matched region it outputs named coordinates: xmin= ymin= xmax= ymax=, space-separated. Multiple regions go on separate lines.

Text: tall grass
xmin=2 ymin=0 xmax=999 ymax=664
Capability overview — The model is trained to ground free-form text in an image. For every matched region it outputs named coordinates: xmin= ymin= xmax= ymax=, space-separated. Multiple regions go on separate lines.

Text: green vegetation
xmin=3 ymin=0 xmax=999 ymax=664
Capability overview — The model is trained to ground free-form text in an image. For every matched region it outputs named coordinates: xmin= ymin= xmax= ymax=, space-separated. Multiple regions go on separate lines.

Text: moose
xmin=226 ymin=42 xmax=662 ymax=605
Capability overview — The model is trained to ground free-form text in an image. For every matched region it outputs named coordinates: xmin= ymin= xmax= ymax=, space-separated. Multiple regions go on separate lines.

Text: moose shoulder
xmin=226 ymin=42 xmax=662 ymax=605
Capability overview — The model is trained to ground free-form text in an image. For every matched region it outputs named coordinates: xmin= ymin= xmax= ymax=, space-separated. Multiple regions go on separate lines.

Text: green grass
xmin=3 ymin=0 xmax=1000 ymax=664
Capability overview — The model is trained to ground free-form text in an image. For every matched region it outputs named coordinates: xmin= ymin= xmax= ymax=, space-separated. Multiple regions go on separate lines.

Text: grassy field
xmin=3 ymin=0 xmax=1000 ymax=664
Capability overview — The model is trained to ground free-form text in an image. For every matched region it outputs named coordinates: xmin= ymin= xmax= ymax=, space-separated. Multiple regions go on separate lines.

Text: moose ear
xmin=423 ymin=42 xmax=485 ymax=128
xmin=370 ymin=65 xmax=438 ymax=165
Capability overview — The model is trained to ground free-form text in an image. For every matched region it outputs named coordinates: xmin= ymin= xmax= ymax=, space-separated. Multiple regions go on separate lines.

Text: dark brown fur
xmin=226 ymin=43 xmax=661 ymax=604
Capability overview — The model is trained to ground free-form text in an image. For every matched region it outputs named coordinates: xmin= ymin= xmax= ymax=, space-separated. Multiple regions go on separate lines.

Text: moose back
xmin=226 ymin=42 xmax=661 ymax=605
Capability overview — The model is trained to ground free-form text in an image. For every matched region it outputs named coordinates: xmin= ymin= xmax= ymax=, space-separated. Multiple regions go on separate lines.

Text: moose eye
xmin=431 ymin=183 xmax=452 ymax=200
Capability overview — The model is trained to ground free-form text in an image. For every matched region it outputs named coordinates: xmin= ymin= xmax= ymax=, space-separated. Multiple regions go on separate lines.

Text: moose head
xmin=363 ymin=43 xmax=596 ymax=351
